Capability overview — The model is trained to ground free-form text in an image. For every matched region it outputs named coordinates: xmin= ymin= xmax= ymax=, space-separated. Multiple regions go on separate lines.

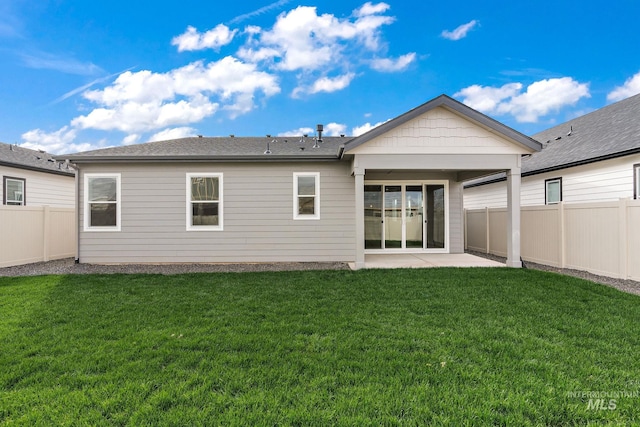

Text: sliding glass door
xmin=405 ymin=185 xmax=424 ymax=248
xmin=364 ymin=185 xmax=383 ymax=249
xmin=425 ymin=184 xmax=445 ymax=249
xmin=384 ymin=186 xmax=402 ymax=248
xmin=364 ymin=182 xmax=446 ymax=251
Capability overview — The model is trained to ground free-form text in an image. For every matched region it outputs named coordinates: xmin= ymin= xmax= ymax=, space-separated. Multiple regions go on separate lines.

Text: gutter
xmin=0 ymin=160 xmax=75 ymax=177
xmin=63 ymin=154 xmax=343 ymax=163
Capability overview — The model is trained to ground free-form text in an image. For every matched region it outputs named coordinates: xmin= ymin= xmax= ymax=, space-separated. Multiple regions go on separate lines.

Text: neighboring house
xmin=1 ymin=142 xmax=76 ymax=268
xmin=464 ymin=93 xmax=640 ymax=208
xmin=64 ymin=95 xmax=541 ymax=268
xmin=1 ymin=142 xmax=75 ymax=207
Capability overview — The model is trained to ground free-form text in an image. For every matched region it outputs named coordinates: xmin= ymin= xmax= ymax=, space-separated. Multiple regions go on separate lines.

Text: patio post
xmin=354 ymin=169 xmax=365 ymax=269
xmin=506 ymin=168 xmax=522 ymax=268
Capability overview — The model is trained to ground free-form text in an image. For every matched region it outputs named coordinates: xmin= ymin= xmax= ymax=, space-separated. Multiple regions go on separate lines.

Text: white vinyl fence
xmin=465 ymin=199 xmax=640 ymax=281
xmin=0 ymin=206 xmax=76 ymax=268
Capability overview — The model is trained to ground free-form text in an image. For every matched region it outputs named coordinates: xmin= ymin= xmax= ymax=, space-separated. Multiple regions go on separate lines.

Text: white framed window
xmin=545 ymin=177 xmax=562 ymax=205
xmin=84 ymin=173 xmax=121 ymax=231
xmin=634 ymin=164 xmax=639 ymax=200
xmin=187 ymin=173 xmax=223 ymax=231
xmin=3 ymin=176 xmax=25 ymax=206
xmin=293 ymin=172 xmax=320 ymax=220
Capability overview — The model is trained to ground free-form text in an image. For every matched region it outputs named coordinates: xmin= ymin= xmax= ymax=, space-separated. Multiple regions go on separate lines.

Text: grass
xmin=1 ymin=268 xmax=639 ymax=426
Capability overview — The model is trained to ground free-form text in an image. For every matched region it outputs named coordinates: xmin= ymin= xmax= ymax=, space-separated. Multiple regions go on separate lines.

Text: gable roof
xmin=464 ymin=92 xmax=640 ymax=187
xmin=343 ymin=94 xmax=542 ymax=153
xmin=0 ymin=142 xmax=75 ymax=177
xmin=64 ymin=136 xmax=354 ymax=163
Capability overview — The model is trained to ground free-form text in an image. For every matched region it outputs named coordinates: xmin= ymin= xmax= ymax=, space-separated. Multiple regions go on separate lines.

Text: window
xmin=3 ymin=176 xmax=25 ymax=205
xmin=187 ymin=173 xmax=223 ymax=230
xmin=635 ymin=164 xmax=640 ymax=200
xmin=84 ymin=174 xmax=121 ymax=231
xmin=294 ymin=172 xmax=320 ymax=220
xmin=545 ymin=177 xmax=562 ymax=205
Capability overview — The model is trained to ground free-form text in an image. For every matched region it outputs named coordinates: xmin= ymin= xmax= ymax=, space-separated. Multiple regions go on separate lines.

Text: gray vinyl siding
xmin=78 ymin=162 xmax=355 ymax=263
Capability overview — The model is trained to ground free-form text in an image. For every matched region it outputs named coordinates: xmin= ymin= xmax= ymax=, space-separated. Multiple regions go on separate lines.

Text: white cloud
xmin=278 ymin=127 xmax=315 ymax=137
xmin=355 ymin=2 xmax=390 ymax=17
xmin=19 ymin=2 xmax=408 ymax=153
xmin=455 ymin=78 xmax=590 ymax=123
xmin=352 ymin=119 xmax=388 ymax=136
xmin=371 ymin=52 xmax=416 ymax=72
xmin=238 ymin=3 xmax=395 ymax=72
xmin=607 ymin=71 xmax=640 ymax=102
xmin=454 ymin=83 xmax=523 ymax=112
xmin=72 ymin=57 xmax=279 ymax=133
xmin=324 ymin=122 xmax=347 ymax=136
xmin=18 ymin=50 xmax=103 ymax=75
xmin=149 ymin=127 xmax=197 ymax=142
xmin=172 ymin=25 xmax=237 ymax=52
xmin=72 ymin=95 xmax=219 ymax=133
xmin=311 ymin=73 xmax=356 ymax=94
xmin=122 ymin=134 xmax=140 ymax=145
xmin=441 ymin=20 xmax=478 ymax=41
xmin=292 ymin=73 xmax=356 ymax=98
xmin=20 ymin=126 xmax=97 ymax=154
xmin=228 ymin=0 xmax=292 ymax=25
xmin=279 ymin=122 xmax=346 ymax=137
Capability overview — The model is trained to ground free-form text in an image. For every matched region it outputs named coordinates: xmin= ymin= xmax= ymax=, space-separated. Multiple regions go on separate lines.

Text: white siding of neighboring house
xmin=464 ymin=154 xmax=640 ymax=209
xmin=0 ymin=165 xmax=75 ymax=208
xmin=77 ymin=161 xmax=356 ymax=264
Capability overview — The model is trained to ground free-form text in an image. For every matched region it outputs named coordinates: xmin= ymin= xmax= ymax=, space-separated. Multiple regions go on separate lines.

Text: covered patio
xmin=348 ymin=253 xmax=504 ymax=270
xmin=342 ymin=95 xmax=542 ymax=270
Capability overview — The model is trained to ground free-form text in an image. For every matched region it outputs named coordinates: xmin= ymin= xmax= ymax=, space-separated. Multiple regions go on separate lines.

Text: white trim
xmin=186 ymin=173 xmax=223 ymax=231
xmin=84 ymin=173 xmax=121 ymax=232
xmin=363 ymin=180 xmax=449 ymax=253
xmin=293 ymin=172 xmax=320 ymax=220
xmin=634 ymin=164 xmax=640 ymax=200
xmin=4 ymin=177 xmax=25 ymax=205
xmin=545 ymin=177 xmax=562 ymax=205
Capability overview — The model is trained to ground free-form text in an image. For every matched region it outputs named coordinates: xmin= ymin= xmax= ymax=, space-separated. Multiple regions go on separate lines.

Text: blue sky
xmin=2 ymin=0 xmax=640 ymax=154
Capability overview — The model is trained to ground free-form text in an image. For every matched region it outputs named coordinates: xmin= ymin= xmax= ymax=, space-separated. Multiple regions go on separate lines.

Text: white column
xmin=506 ymin=168 xmax=522 ymax=268
xmin=354 ymin=169 xmax=366 ymax=270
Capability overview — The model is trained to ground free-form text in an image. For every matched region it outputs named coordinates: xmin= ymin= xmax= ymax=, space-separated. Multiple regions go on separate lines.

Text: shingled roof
xmin=465 ymin=92 xmax=640 ymax=187
xmin=0 ymin=142 xmax=75 ymax=176
xmin=64 ymin=135 xmax=354 ymax=162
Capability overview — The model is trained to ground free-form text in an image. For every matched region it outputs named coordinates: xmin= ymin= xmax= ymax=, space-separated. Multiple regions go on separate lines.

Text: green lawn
xmin=1 ymin=268 xmax=639 ymax=426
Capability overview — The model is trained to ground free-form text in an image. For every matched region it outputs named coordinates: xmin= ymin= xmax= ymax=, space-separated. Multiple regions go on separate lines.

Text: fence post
xmin=619 ymin=198 xmax=629 ymax=279
xmin=485 ymin=207 xmax=490 ymax=254
xmin=43 ymin=205 xmax=50 ymax=262
xmin=558 ymin=202 xmax=565 ymax=269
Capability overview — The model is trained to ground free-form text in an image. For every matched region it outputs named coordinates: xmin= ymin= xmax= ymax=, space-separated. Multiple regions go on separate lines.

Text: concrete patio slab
xmin=349 ymin=253 xmax=505 ymax=270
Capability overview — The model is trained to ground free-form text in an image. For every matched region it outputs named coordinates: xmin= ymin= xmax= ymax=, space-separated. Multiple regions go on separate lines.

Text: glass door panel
xmin=364 ymin=185 xmax=383 ymax=249
xmin=426 ymin=185 xmax=445 ymax=248
xmin=405 ymin=185 xmax=423 ymax=248
xmin=384 ymin=186 xmax=402 ymax=248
